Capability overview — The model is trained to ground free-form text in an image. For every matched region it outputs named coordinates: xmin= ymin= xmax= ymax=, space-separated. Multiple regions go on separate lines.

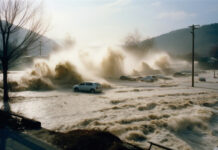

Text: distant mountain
xmin=146 ymin=23 xmax=218 ymax=58
xmin=0 ymin=22 xmax=58 ymax=69
xmin=0 ymin=21 xmax=57 ymax=58
xmin=28 ymin=36 xmax=58 ymax=57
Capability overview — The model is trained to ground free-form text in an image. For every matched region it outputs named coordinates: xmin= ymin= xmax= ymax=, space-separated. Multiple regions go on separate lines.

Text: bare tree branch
xmin=0 ymin=0 xmax=48 ymax=111
xmin=0 ymin=0 xmax=47 ymax=64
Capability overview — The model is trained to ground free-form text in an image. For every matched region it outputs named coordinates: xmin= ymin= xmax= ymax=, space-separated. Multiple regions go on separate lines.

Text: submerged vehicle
xmin=73 ymin=82 xmax=102 ymax=93
xmin=140 ymin=76 xmax=158 ymax=82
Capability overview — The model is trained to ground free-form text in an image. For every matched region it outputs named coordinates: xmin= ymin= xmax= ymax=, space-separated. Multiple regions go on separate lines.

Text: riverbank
xmin=0 ymin=111 xmax=143 ymax=150
xmin=1 ymin=70 xmax=218 ymax=150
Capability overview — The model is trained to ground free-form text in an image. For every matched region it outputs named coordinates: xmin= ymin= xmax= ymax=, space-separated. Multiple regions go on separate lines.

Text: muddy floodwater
xmin=1 ymin=71 xmax=218 ymax=150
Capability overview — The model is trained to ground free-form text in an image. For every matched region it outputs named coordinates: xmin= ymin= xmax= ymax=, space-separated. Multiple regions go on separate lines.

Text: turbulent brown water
xmin=100 ymin=49 xmax=124 ymax=78
xmin=0 ymin=46 xmax=218 ymax=149
xmin=1 ymin=71 xmax=218 ymax=150
xmin=3 ymin=47 xmax=184 ymax=92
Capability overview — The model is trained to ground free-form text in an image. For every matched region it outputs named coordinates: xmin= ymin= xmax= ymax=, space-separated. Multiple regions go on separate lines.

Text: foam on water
xmin=2 ymin=75 xmax=217 ymax=150
xmin=1 ymin=42 xmax=218 ymax=150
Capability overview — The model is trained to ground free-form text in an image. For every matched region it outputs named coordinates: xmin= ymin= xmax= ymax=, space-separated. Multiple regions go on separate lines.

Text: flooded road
xmin=1 ymin=75 xmax=218 ymax=150
xmin=1 ymin=71 xmax=218 ymax=150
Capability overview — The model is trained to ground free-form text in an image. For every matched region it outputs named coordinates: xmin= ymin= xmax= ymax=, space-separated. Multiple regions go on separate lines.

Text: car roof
xmin=81 ymin=82 xmax=100 ymax=84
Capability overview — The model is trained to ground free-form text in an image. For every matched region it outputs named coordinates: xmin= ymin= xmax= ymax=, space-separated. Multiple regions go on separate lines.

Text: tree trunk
xmin=2 ymin=60 xmax=10 ymax=112
xmin=3 ymin=68 xmax=9 ymax=101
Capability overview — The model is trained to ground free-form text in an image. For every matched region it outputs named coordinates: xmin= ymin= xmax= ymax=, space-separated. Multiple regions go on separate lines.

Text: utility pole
xmin=189 ymin=24 xmax=200 ymax=87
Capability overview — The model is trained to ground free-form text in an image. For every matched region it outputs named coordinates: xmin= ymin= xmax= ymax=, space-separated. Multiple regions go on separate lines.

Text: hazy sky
xmin=44 ymin=0 xmax=218 ymax=47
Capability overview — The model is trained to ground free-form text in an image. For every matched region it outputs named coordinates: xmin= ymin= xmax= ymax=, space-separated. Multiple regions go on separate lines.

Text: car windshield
xmin=86 ymin=83 xmax=93 ymax=86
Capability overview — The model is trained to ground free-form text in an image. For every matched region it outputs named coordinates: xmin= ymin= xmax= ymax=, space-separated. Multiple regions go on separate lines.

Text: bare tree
xmin=209 ymin=46 xmax=218 ymax=78
xmin=0 ymin=0 xmax=47 ymax=111
xmin=123 ymin=31 xmax=153 ymax=58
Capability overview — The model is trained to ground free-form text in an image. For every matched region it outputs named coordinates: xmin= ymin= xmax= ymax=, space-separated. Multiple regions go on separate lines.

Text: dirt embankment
xmin=0 ymin=111 xmax=143 ymax=150
xmin=51 ymin=129 xmax=143 ymax=150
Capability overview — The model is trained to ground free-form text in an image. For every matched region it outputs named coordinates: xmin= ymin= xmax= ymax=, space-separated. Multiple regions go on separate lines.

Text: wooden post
xmin=190 ymin=25 xmax=199 ymax=87
xmin=191 ymin=25 xmax=195 ymax=87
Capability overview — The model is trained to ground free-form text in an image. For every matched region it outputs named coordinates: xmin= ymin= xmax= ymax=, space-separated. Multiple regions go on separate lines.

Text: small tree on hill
xmin=0 ymin=0 xmax=47 ymax=112
xmin=210 ymin=46 xmax=218 ymax=59
xmin=209 ymin=46 xmax=218 ymax=78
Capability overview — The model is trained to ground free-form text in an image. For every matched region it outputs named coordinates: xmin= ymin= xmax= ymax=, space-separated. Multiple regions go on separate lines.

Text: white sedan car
xmin=73 ymin=82 xmax=102 ymax=93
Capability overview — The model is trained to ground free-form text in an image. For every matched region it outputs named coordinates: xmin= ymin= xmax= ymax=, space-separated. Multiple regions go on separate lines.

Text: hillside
xmin=148 ymin=23 xmax=218 ymax=58
xmin=0 ymin=22 xmax=58 ymax=69
xmin=0 ymin=21 xmax=57 ymax=57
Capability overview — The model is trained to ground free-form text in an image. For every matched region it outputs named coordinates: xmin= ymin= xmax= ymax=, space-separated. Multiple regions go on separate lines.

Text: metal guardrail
xmin=1 ymin=110 xmax=174 ymax=150
xmin=0 ymin=128 xmax=58 ymax=150
xmin=148 ymin=141 xmax=173 ymax=150
xmin=0 ymin=110 xmax=41 ymax=129
xmin=0 ymin=110 xmax=58 ymax=150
